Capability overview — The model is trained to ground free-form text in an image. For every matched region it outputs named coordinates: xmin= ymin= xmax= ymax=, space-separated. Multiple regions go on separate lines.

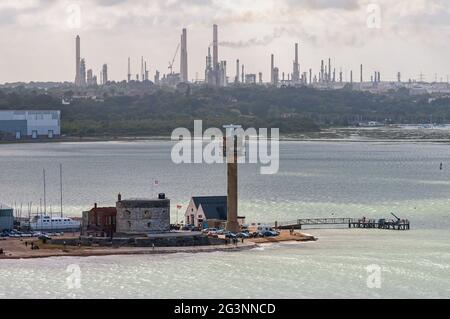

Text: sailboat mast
xmin=60 ymin=163 xmax=63 ymax=218
xmin=43 ymin=169 xmax=47 ymax=215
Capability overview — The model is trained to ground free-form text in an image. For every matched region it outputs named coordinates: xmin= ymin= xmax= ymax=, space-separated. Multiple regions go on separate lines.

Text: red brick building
xmin=81 ymin=204 xmax=117 ymax=237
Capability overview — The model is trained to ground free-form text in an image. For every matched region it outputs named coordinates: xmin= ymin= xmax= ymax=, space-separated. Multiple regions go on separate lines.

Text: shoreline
xmin=1 ymin=134 xmax=450 ymax=145
xmin=0 ymin=231 xmax=317 ymax=260
xmin=0 ymin=241 xmax=258 ymax=260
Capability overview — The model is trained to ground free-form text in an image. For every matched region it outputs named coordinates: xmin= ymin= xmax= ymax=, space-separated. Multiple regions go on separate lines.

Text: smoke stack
xmin=293 ymin=43 xmax=300 ymax=82
xmin=75 ymin=35 xmax=81 ymax=86
xmin=328 ymin=58 xmax=331 ymax=82
xmin=180 ymin=28 xmax=188 ymax=82
xmin=242 ymin=65 xmax=245 ymax=83
xmin=360 ymin=64 xmax=363 ymax=83
xmin=271 ymin=54 xmax=274 ymax=84
xmin=213 ymin=25 xmax=218 ymax=71
xmin=321 ymin=60 xmax=324 ymax=83
xmin=127 ymin=57 xmax=131 ymax=82
xmin=141 ymin=56 xmax=144 ymax=82
xmin=236 ymin=59 xmax=240 ymax=83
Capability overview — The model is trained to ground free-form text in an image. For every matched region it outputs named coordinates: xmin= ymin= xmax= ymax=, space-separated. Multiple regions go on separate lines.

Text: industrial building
xmin=0 ymin=203 xmax=14 ymax=232
xmin=0 ymin=110 xmax=61 ymax=139
xmin=205 ymin=25 xmax=227 ymax=87
xmin=115 ymin=193 xmax=171 ymax=235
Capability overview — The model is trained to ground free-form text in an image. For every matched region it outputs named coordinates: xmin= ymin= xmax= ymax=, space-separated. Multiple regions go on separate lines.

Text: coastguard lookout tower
xmin=223 ymin=125 xmax=243 ymax=233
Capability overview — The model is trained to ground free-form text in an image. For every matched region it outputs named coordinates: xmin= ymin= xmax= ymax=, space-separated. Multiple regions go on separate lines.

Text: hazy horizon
xmin=0 ymin=0 xmax=449 ymax=84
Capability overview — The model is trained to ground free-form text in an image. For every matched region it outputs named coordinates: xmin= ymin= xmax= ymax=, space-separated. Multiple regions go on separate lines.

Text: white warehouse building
xmin=0 ymin=110 xmax=61 ymax=139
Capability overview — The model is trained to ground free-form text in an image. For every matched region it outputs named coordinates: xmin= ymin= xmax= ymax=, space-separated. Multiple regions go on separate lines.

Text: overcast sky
xmin=0 ymin=0 xmax=449 ymax=84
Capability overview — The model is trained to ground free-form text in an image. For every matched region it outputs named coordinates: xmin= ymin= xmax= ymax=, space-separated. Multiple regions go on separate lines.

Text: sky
xmin=0 ymin=0 xmax=449 ymax=84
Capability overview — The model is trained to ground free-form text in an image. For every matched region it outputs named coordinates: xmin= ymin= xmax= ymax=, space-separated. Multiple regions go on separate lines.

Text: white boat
xmin=30 ymin=215 xmax=80 ymax=231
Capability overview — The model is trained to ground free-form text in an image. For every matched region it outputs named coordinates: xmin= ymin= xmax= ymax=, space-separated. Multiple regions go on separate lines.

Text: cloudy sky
xmin=0 ymin=0 xmax=449 ymax=83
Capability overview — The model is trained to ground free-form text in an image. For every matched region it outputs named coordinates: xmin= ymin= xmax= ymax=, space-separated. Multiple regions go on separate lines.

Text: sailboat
xmin=29 ymin=165 xmax=80 ymax=232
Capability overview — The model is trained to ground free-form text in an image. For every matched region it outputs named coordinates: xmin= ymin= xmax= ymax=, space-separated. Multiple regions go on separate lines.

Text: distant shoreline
xmin=1 ymin=135 xmax=450 ymax=145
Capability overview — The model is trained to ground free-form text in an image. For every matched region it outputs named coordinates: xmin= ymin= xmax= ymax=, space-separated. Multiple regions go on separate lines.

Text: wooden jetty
xmin=271 ymin=216 xmax=410 ymax=231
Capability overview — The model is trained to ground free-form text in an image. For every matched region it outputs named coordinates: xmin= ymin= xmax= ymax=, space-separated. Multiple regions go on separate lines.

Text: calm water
xmin=0 ymin=141 xmax=449 ymax=298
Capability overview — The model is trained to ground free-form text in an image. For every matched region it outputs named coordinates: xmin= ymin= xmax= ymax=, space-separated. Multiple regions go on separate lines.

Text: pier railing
xmin=269 ymin=218 xmax=356 ymax=229
xmin=268 ymin=217 xmax=410 ymax=231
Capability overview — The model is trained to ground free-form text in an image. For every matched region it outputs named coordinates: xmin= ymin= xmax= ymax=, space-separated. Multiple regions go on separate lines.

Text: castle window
xmin=144 ymin=210 xmax=152 ymax=218
xmin=128 ymin=221 xmax=131 ymax=228
xmin=147 ymin=222 xmax=152 ymax=228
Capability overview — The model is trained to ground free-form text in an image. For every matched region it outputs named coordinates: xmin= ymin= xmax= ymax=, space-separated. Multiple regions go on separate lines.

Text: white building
xmin=184 ymin=196 xmax=245 ymax=229
xmin=0 ymin=110 xmax=61 ymax=139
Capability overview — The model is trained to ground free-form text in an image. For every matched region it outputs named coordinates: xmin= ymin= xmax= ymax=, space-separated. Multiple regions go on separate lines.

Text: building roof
xmin=192 ymin=196 xmax=227 ymax=221
xmin=89 ymin=207 xmax=116 ymax=215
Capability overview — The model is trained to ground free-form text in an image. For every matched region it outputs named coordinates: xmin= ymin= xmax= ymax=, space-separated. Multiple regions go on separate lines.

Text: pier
xmin=271 ymin=216 xmax=410 ymax=231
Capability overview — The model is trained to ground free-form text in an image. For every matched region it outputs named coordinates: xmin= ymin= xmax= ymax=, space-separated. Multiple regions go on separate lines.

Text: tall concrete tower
xmin=320 ymin=60 xmax=324 ymax=83
xmin=223 ymin=125 xmax=242 ymax=233
xmin=141 ymin=57 xmax=144 ymax=82
xmin=213 ymin=24 xmax=219 ymax=85
xmin=328 ymin=58 xmax=331 ymax=82
xmin=127 ymin=57 xmax=131 ymax=82
xmin=270 ymin=54 xmax=274 ymax=84
xmin=292 ymin=43 xmax=300 ymax=82
xmin=75 ymin=35 xmax=81 ymax=86
xmin=102 ymin=64 xmax=108 ymax=85
xmin=180 ymin=28 xmax=188 ymax=82
xmin=235 ymin=59 xmax=240 ymax=84
xmin=360 ymin=64 xmax=363 ymax=83
xmin=80 ymin=58 xmax=86 ymax=86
